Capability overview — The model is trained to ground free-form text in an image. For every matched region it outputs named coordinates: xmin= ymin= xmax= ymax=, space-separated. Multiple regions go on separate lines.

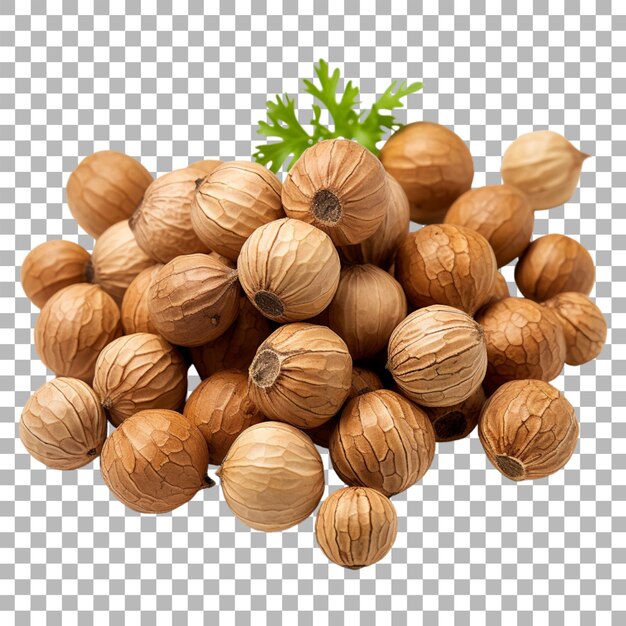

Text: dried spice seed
xmin=329 ymin=389 xmax=435 ymax=497
xmin=387 ymin=304 xmax=488 ymax=407
xmin=67 ymin=150 xmax=153 ymax=238
xmin=315 ymin=486 xmax=398 ymax=569
xmin=20 ymin=378 xmax=107 ymax=470
xmin=478 ymin=379 xmax=579 ymax=481
xmin=217 ymin=422 xmax=324 ymax=531
xmin=248 ymin=323 xmax=352 ymax=429
xmin=183 ymin=370 xmax=265 ymax=465
xmin=100 ymin=409 xmax=212 ymax=514
xmin=515 ymin=234 xmax=595 ymax=302
xmin=92 ymin=333 xmax=188 ymax=427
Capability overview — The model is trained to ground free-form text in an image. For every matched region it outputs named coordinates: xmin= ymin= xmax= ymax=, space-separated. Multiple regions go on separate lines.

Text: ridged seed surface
xmin=129 ymin=167 xmax=210 ymax=263
xmin=66 ymin=150 xmax=153 ymax=238
xmin=396 ymin=223 xmax=496 ymax=314
xmin=328 ymin=264 xmax=408 ymax=360
xmin=192 ymin=161 xmax=284 ymax=261
xmin=91 ymin=219 xmax=154 ymax=304
xmin=515 ymin=234 xmax=595 ymax=302
xmin=543 ymin=292 xmax=607 ymax=365
xmin=183 ymin=370 xmax=265 ymax=465
xmin=93 ymin=333 xmax=188 ymax=427
xmin=338 ymin=173 xmax=410 ymax=269
xmin=237 ymin=218 xmax=340 ymax=322
xmin=100 ymin=409 xmax=210 ymax=514
xmin=19 ymin=378 xmax=107 ymax=470
xmin=120 ymin=264 xmax=163 ymax=335
xmin=388 ymin=305 xmax=487 ymax=407
xmin=282 ymin=139 xmax=388 ymax=246
xmin=248 ymin=323 xmax=352 ymax=429
xmin=34 ymin=283 xmax=122 ymax=383
xmin=329 ymin=389 xmax=435 ymax=497
xmin=149 ymin=253 xmax=240 ymax=347
xmin=476 ymin=297 xmax=566 ymax=391
xmin=21 ymin=240 xmax=91 ymax=308
xmin=218 ymin=422 xmax=324 ymax=531
xmin=478 ymin=379 xmax=579 ymax=480
xmin=315 ymin=486 xmax=398 ymax=569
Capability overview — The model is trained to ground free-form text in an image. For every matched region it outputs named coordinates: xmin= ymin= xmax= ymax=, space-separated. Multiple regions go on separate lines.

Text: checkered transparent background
xmin=1 ymin=1 xmax=625 ymax=624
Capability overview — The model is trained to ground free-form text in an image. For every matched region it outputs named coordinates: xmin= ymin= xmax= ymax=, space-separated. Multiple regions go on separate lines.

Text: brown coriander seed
xmin=148 ymin=253 xmax=240 ymax=347
xmin=237 ymin=218 xmax=341 ymax=322
xmin=329 ymin=389 xmax=435 ymax=497
xmin=515 ymin=234 xmax=595 ymax=302
xmin=543 ymin=292 xmax=607 ymax=365
xmin=248 ymin=322 xmax=352 ymax=429
xmin=305 ymin=367 xmax=383 ymax=449
xmin=67 ymin=150 xmax=153 ymax=238
xmin=327 ymin=264 xmax=408 ymax=361
xmin=34 ymin=283 xmax=122 ymax=384
xmin=379 ymin=121 xmax=474 ymax=224
xmin=183 ymin=369 xmax=265 ymax=465
xmin=21 ymin=240 xmax=92 ymax=309
xmin=478 ymin=379 xmax=579 ymax=481
xmin=395 ymin=223 xmax=497 ymax=315
xmin=90 ymin=219 xmax=154 ymax=304
xmin=281 ymin=139 xmax=388 ymax=246
xmin=129 ymin=166 xmax=210 ymax=263
xmin=443 ymin=184 xmax=534 ymax=267
xmin=387 ymin=304 xmax=488 ymax=407
xmin=120 ymin=264 xmax=163 ymax=335
xmin=92 ymin=333 xmax=188 ymax=427
xmin=476 ymin=297 xmax=566 ymax=393
xmin=315 ymin=486 xmax=398 ymax=569
xmin=100 ymin=409 xmax=213 ymax=514
xmin=216 ymin=422 xmax=325 ymax=532
xmin=191 ymin=161 xmax=284 ymax=262
xmin=19 ymin=378 xmax=107 ymax=470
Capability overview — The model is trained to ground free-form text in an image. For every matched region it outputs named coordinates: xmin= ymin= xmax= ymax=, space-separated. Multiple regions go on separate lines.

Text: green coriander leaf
xmin=254 ymin=60 xmax=423 ymax=171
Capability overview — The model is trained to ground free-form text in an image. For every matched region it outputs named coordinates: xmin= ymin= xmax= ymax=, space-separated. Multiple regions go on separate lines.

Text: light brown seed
xmin=148 ymin=253 xmax=240 ymax=347
xmin=515 ymin=234 xmax=595 ymax=302
xmin=192 ymin=161 xmax=284 ymax=261
xmin=120 ymin=264 xmax=163 ymax=335
xmin=216 ymin=422 xmax=324 ymax=531
xmin=100 ymin=409 xmax=212 ymax=514
xmin=395 ymin=223 xmax=497 ymax=315
xmin=543 ymin=292 xmax=607 ymax=365
xmin=19 ymin=378 xmax=107 ymax=470
xmin=329 ymin=389 xmax=435 ymax=497
xmin=501 ymin=131 xmax=589 ymax=210
xmin=129 ymin=167 xmax=210 ymax=263
xmin=337 ymin=172 xmax=410 ymax=269
xmin=327 ymin=264 xmax=408 ymax=360
xmin=315 ymin=486 xmax=398 ymax=569
xmin=478 ymin=379 xmax=579 ymax=480
xmin=476 ymin=297 xmax=566 ymax=393
xmin=67 ymin=150 xmax=153 ymax=238
xmin=237 ymin=218 xmax=340 ymax=322
xmin=183 ymin=369 xmax=265 ymax=465
xmin=387 ymin=304 xmax=487 ymax=407
xmin=444 ymin=184 xmax=534 ymax=267
xmin=281 ymin=139 xmax=388 ymax=246
xmin=21 ymin=240 xmax=91 ymax=308
xmin=34 ymin=283 xmax=122 ymax=383
xmin=379 ymin=121 xmax=474 ymax=224
xmin=248 ymin=323 xmax=352 ymax=429
xmin=90 ymin=219 xmax=154 ymax=304
xmin=92 ymin=333 xmax=188 ymax=427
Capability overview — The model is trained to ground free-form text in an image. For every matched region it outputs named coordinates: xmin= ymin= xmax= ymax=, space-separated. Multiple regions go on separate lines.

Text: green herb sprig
xmin=253 ymin=60 xmax=423 ymax=173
